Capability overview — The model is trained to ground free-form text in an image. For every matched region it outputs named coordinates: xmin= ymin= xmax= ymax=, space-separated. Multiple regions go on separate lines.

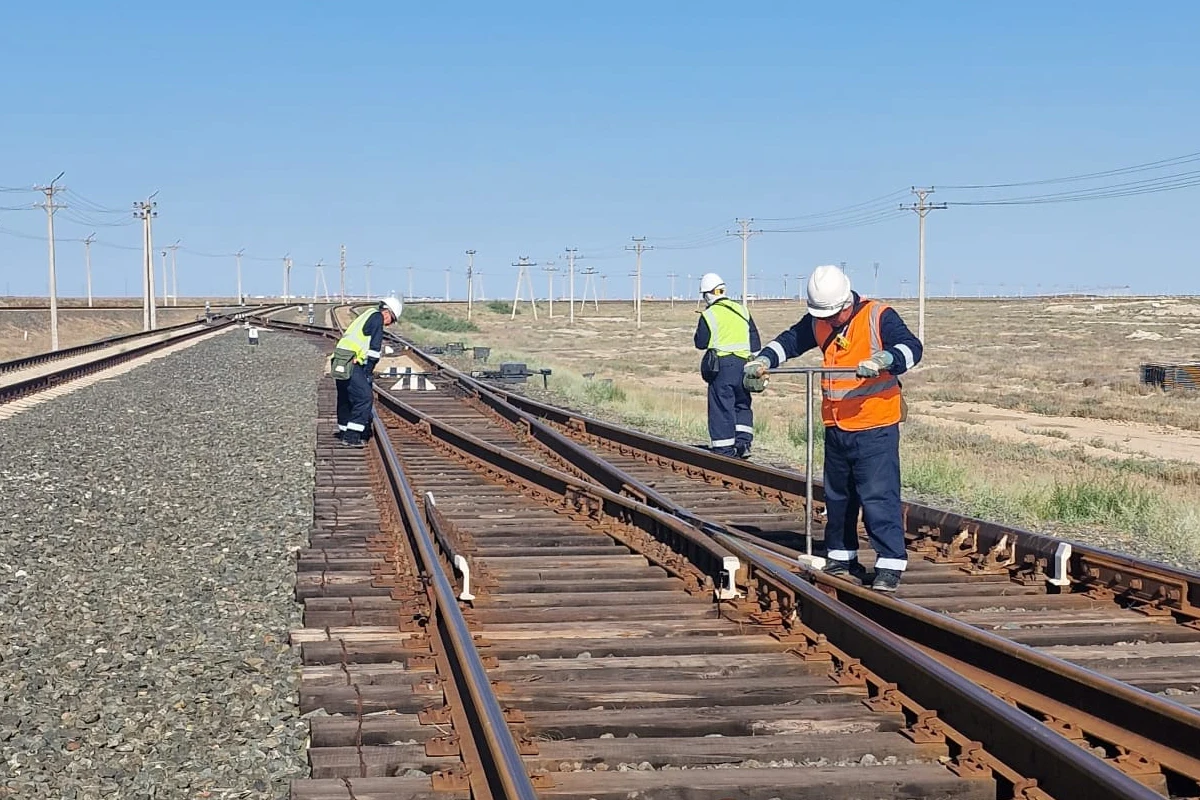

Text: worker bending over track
xmin=694 ymin=273 xmax=761 ymax=458
xmin=329 ymin=297 xmax=403 ymax=447
xmin=743 ymin=266 xmax=922 ymax=592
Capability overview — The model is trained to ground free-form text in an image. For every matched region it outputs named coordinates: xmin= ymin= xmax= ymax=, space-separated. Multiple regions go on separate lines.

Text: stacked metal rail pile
xmin=1141 ymin=362 xmax=1200 ymax=391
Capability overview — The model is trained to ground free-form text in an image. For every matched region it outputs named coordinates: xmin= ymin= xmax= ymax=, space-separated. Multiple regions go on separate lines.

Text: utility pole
xmin=900 ymin=187 xmax=946 ymax=342
xmin=364 ymin=261 xmax=373 ymax=298
xmin=160 ymin=249 xmax=169 ymax=306
xmin=445 ymin=267 xmax=451 ymax=301
xmin=234 ymin=248 xmax=245 ymax=306
xmin=542 ymin=261 xmax=558 ymax=318
xmin=134 ymin=194 xmax=158 ymax=331
xmin=339 ymin=244 xmax=347 ymax=301
xmin=565 ymin=248 xmax=579 ymax=324
xmin=666 ymin=272 xmax=678 ymax=307
xmin=313 ymin=260 xmax=329 ymax=302
xmin=510 ymin=256 xmax=538 ymax=320
xmin=465 ymin=249 xmax=477 ymax=319
xmin=782 ymin=274 xmax=787 ymax=300
xmin=407 ymin=265 xmax=413 ymax=301
xmin=873 ymin=261 xmax=880 ymax=299
xmin=727 ymin=218 xmax=762 ymax=304
xmin=83 ymin=232 xmax=96 ymax=309
xmin=282 ymin=254 xmax=292 ymax=299
xmin=168 ymin=240 xmax=180 ymax=306
xmin=36 ymin=173 xmax=66 ymax=350
xmin=625 ymin=237 xmax=653 ymax=329
xmin=601 ymin=273 xmax=608 ymax=301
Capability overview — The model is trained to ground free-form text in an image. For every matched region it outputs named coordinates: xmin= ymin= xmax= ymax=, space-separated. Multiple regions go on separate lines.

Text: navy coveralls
xmin=755 ymin=294 xmax=922 ymax=571
xmin=695 ymin=303 xmax=761 ymax=457
xmin=336 ymin=310 xmax=385 ymax=438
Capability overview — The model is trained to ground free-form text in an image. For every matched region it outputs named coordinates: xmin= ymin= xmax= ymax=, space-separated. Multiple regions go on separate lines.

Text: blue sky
xmin=1 ymin=1 xmax=1197 ymax=300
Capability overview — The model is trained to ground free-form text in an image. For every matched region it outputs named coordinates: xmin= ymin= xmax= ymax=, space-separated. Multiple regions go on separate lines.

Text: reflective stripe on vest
xmin=812 ymin=300 xmax=902 ymax=431
xmin=701 ymin=299 xmax=752 ymax=358
xmin=334 ymin=308 xmax=379 ymax=365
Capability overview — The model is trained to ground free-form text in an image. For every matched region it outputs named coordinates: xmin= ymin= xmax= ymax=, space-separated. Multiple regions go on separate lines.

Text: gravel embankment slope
xmin=0 ymin=330 xmax=324 ymax=799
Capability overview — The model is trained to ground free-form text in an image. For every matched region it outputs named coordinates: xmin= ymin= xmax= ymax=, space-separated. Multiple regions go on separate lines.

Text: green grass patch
xmin=583 ymin=379 xmax=626 ymax=405
xmin=902 ymin=455 xmax=969 ymax=497
xmin=1032 ymin=479 xmax=1158 ymax=532
xmin=403 ymin=306 xmax=479 ymax=333
xmin=487 ymin=300 xmax=514 ymax=314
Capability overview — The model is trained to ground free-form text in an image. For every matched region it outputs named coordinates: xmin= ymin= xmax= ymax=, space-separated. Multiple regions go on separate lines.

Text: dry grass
xmin=397 ymin=297 xmax=1200 ymax=566
xmin=0 ymin=308 xmax=205 ymax=360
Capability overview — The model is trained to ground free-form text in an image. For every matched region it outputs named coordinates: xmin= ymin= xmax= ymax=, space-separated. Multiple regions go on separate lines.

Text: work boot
xmin=823 ymin=559 xmax=870 ymax=585
xmin=340 ymin=431 xmax=364 ymax=448
xmin=334 ymin=428 xmax=345 ymax=441
xmin=871 ymin=568 xmax=903 ymax=593
xmin=736 ymin=444 xmax=752 ymax=460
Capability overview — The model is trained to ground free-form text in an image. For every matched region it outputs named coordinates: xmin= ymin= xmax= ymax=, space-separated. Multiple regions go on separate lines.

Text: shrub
xmin=487 ymin=300 xmax=514 ymax=314
xmin=403 ymin=306 xmax=479 ymax=333
xmin=583 ymin=379 xmax=626 ymax=405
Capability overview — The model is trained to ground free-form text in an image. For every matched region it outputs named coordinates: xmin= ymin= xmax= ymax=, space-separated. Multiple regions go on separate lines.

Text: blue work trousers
xmin=335 ymin=364 xmax=374 ymax=434
xmin=822 ymin=423 xmax=907 ymax=571
xmin=707 ymin=355 xmax=753 ymax=457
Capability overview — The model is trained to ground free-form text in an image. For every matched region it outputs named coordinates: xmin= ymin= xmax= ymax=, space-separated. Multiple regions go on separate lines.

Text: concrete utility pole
xmin=160 ymin=249 xmax=169 ymax=306
xmin=168 ymin=240 xmax=180 ymax=306
xmin=234 ymin=249 xmax=245 ymax=306
xmin=667 ymin=272 xmax=677 ymax=307
xmin=510 ymin=256 xmax=538 ymax=320
xmin=542 ymin=260 xmax=558 ymax=318
xmin=36 ymin=173 xmax=66 ymax=350
xmin=407 ymin=265 xmax=413 ymax=301
xmin=133 ymin=194 xmax=158 ymax=331
xmin=282 ymin=254 xmax=292 ymax=299
xmin=565 ymin=248 xmax=578 ymax=324
xmin=601 ymin=273 xmax=608 ymax=301
xmin=339 ymin=244 xmax=347 ymax=301
xmin=727 ymin=218 xmax=762 ymax=304
xmin=83 ymin=232 xmax=96 ymax=309
xmin=364 ymin=261 xmax=373 ymax=298
xmin=579 ymin=266 xmax=599 ymax=312
xmin=625 ymin=237 xmax=653 ymax=329
xmin=313 ymin=260 xmax=329 ymax=302
xmin=782 ymin=274 xmax=787 ymax=300
xmin=900 ymin=187 xmax=946 ymax=342
xmin=445 ymin=267 xmax=451 ymax=301
xmin=465 ymin=249 xmax=477 ymax=319
xmin=873 ymin=261 xmax=880 ymax=299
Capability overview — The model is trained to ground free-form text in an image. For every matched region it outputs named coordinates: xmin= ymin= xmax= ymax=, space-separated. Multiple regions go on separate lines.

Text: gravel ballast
xmin=0 ymin=330 xmax=324 ymax=798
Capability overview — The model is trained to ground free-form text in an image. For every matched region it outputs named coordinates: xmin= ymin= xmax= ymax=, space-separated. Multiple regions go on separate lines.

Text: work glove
xmin=743 ymin=358 xmax=770 ymax=393
xmin=856 ymin=350 xmax=894 ymax=378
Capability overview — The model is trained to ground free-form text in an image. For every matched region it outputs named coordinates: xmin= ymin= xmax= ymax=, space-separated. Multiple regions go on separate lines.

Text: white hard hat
xmin=699 ymin=273 xmax=725 ymax=294
xmin=806 ymin=265 xmax=852 ymax=318
xmin=380 ymin=296 xmax=403 ymax=319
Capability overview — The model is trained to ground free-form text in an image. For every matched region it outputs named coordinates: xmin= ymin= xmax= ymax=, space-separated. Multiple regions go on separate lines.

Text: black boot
xmin=340 ymin=431 xmax=364 ymax=448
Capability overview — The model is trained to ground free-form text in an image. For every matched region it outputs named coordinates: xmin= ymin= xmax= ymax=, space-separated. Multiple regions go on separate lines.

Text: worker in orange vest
xmin=743 ymin=265 xmax=923 ymax=592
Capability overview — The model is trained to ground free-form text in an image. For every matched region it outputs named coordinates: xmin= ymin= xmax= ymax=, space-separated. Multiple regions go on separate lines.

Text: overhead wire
xmin=940 ymin=150 xmax=1200 ymax=190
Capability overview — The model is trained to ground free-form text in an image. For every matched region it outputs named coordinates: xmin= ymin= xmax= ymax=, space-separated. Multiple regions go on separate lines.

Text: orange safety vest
xmin=812 ymin=299 xmax=902 ymax=431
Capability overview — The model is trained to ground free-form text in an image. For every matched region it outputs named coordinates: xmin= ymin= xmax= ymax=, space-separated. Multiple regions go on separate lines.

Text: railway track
xmin=274 ymin=311 xmax=1200 ymax=798
xmin=0 ymin=305 xmax=286 ymax=405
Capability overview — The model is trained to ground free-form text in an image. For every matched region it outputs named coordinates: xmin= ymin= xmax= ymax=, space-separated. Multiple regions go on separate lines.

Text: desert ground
xmin=394 ymin=296 xmax=1200 ymax=568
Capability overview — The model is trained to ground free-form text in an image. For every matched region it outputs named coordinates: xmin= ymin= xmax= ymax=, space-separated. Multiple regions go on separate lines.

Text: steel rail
xmin=383 ymin=337 xmax=1200 ymax=793
xmin=713 ymin=533 xmax=1162 ymax=800
xmin=474 ymin=378 xmax=1200 ymax=620
xmin=370 ymin=378 xmax=1163 ymax=800
xmin=369 ymin=412 xmax=540 ymax=800
xmin=266 ymin=315 xmax=1200 ymax=794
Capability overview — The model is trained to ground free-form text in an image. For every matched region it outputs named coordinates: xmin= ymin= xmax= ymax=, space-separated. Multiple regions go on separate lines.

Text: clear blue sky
xmin=1 ymin=1 xmax=1197 ymax=300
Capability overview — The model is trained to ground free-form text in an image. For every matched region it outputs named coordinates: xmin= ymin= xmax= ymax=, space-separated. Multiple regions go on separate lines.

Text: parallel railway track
xmin=271 ymin=311 xmax=1200 ymax=798
xmin=0 ymin=305 xmax=286 ymax=404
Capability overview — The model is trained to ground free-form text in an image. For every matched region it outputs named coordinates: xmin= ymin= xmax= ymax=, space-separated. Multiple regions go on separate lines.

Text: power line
xmin=940 ymin=150 xmax=1200 ymax=190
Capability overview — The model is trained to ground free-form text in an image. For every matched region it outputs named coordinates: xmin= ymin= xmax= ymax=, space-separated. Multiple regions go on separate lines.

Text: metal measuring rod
xmin=763 ymin=366 xmax=859 ymax=569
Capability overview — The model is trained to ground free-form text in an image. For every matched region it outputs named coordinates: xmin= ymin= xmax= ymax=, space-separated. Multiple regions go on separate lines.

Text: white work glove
xmin=856 ymin=350 xmax=894 ymax=378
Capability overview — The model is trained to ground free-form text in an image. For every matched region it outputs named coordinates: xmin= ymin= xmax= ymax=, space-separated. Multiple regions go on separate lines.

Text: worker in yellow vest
xmin=743 ymin=266 xmax=922 ymax=592
xmin=694 ymin=273 xmax=760 ymax=458
xmin=329 ymin=297 xmax=402 ymax=447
